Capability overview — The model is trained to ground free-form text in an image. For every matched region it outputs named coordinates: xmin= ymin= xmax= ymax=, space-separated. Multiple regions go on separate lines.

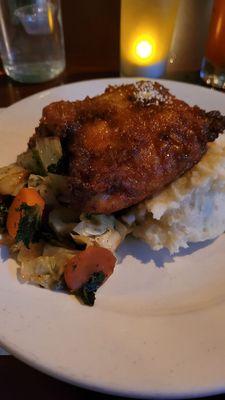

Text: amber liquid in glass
xmin=200 ymin=0 xmax=225 ymax=88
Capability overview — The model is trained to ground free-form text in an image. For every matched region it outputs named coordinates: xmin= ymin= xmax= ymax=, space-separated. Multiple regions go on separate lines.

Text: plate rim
xmin=1 ymin=77 xmax=225 ymax=399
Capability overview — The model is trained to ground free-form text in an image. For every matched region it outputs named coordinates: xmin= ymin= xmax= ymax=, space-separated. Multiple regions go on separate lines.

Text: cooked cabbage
xmin=94 ymin=220 xmax=130 ymax=251
xmin=70 ymin=233 xmax=94 ymax=248
xmin=35 ymin=137 xmax=63 ymax=173
xmin=17 ymin=149 xmax=44 ymax=175
xmin=73 ymin=214 xmax=115 ymax=237
xmin=72 ymin=214 xmax=130 ymax=251
xmin=94 ymin=229 xmax=122 ymax=252
xmin=19 ymin=256 xmax=59 ymax=288
xmin=17 ymin=242 xmax=44 ymax=263
xmin=43 ymin=244 xmax=77 ymax=261
xmin=48 ymin=207 xmax=77 ymax=237
xmin=0 ymin=163 xmax=29 ymax=195
xmin=19 ymin=245 xmax=77 ymax=289
xmin=28 ymin=173 xmax=67 ymax=205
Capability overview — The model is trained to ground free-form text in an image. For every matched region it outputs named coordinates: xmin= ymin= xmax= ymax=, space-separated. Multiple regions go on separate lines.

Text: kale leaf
xmin=0 ymin=196 xmax=13 ymax=233
xmin=47 ymin=156 xmax=67 ymax=175
xmin=15 ymin=203 xmax=42 ymax=248
xmin=76 ymin=271 xmax=106 ymax=306
xmin=0 ymin=203 xmax=8 ymax=232
xmin=32 ymin=149 xmax=46 ymax=176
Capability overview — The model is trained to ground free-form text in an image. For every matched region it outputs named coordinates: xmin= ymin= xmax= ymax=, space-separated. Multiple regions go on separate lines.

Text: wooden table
xmin=0 ymin=1 xmax=224 ymax=399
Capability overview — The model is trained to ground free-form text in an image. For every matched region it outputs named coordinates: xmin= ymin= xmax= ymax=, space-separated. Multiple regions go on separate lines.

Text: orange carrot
xmin=64 ymin=246 xmax=116 ymax=291
xmin=6 ymin=187 xmax=45 ymax=238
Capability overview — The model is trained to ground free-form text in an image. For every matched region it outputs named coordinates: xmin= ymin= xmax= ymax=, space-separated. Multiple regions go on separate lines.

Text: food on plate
xmin=124 ymin=135 xmax=225 ymax=253
xmin=64 ymin=247 xmax=116 ymax=305
xmin=31 ymin=80 xmax=225 ymax=214
xmin=7 ymin=187 xmax=45 ymax=240
xmin=0 ymin=80 xmax=225 ymax=306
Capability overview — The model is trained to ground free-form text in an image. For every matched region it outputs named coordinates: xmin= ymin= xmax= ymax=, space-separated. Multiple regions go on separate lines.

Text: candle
xmin=120 ymin=0 xmax=179 ymax=78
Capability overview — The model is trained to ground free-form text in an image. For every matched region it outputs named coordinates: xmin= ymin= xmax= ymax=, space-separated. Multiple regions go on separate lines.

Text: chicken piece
xmin=31 ymin=81 xmax=225 ymax=214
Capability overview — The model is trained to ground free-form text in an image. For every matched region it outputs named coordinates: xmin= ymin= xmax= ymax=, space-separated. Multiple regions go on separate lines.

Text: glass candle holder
xmin=200 ymin=0 xmax=225 ymax=89
xmin=120 ymin=0 xmax=179 ymax=78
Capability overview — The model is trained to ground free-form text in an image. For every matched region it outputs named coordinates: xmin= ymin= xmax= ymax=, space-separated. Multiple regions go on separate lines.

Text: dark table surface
xmin=0 ymin=1 xmax=225 ymax=399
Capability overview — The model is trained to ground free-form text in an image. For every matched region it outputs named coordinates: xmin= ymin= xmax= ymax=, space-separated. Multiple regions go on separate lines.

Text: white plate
xmin=1 ymin=78 xmax=225 ymax=398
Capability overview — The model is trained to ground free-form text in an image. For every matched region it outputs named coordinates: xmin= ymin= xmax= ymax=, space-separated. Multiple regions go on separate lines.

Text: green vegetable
xmin=28 ymin=173 xmax=68 ymax=206
xmin=15 ymin=203 xmax=42 ymax=248
xmin=0 ymin=163 xmax=29 ymax=195
xmin=0 ymin=203 xmax=8 ymax=232
xmin=19 ymin=255 xmax=60 ymax=289
xmin=19 ymin=246 xmax=77 ymax=289
xmin=31 ymin=149 xmax=46 ymax=176
xmin=0 ymin=196 xmax=12 ymax=232
xmin=47 ymin=156 xmax=67 ymax=174
xmin=35 ymin=137 xmax=63 ymax=174
xmin=76 ymin=271 xmax=105 ymax=306
xmin=17 ymin=149 xmax=45 ymax=175
xmin=48 ymin=207 xmax=77 ymax=237
xmin=74 ymin=214 xmax=115 ymax=237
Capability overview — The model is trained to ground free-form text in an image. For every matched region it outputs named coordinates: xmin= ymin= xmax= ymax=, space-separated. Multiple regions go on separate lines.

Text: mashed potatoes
xmin=122 ymin=135 xmax=225 ymax=254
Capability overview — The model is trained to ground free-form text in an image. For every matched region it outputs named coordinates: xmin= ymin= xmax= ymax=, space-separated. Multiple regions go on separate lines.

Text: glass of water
xmin=0 ymin=0 xmax=65 ymax=83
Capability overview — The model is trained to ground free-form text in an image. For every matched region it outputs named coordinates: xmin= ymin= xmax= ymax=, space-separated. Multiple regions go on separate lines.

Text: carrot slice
xmin=64 ymin=246 xmax=116 ymax=291
xmin=6 ymin=187 xmax=45 ymax=238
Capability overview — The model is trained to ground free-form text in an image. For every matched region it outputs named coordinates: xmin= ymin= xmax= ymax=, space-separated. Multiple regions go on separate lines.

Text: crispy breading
xmin=32 ymin=81 xmax=225 ymax=214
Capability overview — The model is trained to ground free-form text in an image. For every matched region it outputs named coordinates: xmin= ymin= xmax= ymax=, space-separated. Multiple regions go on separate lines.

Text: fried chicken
xmin=31 ymin=81 xmax=225 ymax=214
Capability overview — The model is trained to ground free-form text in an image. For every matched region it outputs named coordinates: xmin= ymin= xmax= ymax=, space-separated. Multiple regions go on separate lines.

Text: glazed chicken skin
xmin=32 ymin=81 xmax=225 ymax=214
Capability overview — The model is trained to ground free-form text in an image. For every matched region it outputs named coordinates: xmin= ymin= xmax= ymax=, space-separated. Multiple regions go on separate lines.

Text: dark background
xmin=0 ymin=0 xmax=212 ymax=107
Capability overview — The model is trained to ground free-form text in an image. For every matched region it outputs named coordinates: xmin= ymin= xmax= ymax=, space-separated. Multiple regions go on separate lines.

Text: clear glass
xmin=0 ymin=0 xmax=65 ymax=83
xmin=200 ymin=0 xmax=225 ymax=89
xmin=120 ymin=0 xmax=179 ymax=78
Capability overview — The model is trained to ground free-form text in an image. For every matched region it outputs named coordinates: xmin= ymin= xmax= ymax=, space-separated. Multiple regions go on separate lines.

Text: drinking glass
xmin=200 ymin=0 xmax=225 ymax=89
xmin=0 ymin=0 xmax=65 ymax=83
xmin=120 ymin=0 xmax=179 ymax=78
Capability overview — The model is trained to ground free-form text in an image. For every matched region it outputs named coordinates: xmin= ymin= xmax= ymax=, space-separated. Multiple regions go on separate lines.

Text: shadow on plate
xmin=0 ymin=235 xmax=216 ymax=271
xmin=117 ymin=235 xmax=215 ymax=268
xmin=0 ymin=245 xmax=9 ymax=262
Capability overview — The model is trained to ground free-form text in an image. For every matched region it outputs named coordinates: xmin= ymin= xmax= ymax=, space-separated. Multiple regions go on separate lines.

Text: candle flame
xmin=131 ymin=36 xmax=156 ymax=65
xmin=135 ymin=40 xmax=153 ymax=60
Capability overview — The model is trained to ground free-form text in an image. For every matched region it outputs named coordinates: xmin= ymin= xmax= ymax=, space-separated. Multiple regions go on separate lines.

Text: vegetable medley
xmin=0 ymin=137 xmax=129 ymax=305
